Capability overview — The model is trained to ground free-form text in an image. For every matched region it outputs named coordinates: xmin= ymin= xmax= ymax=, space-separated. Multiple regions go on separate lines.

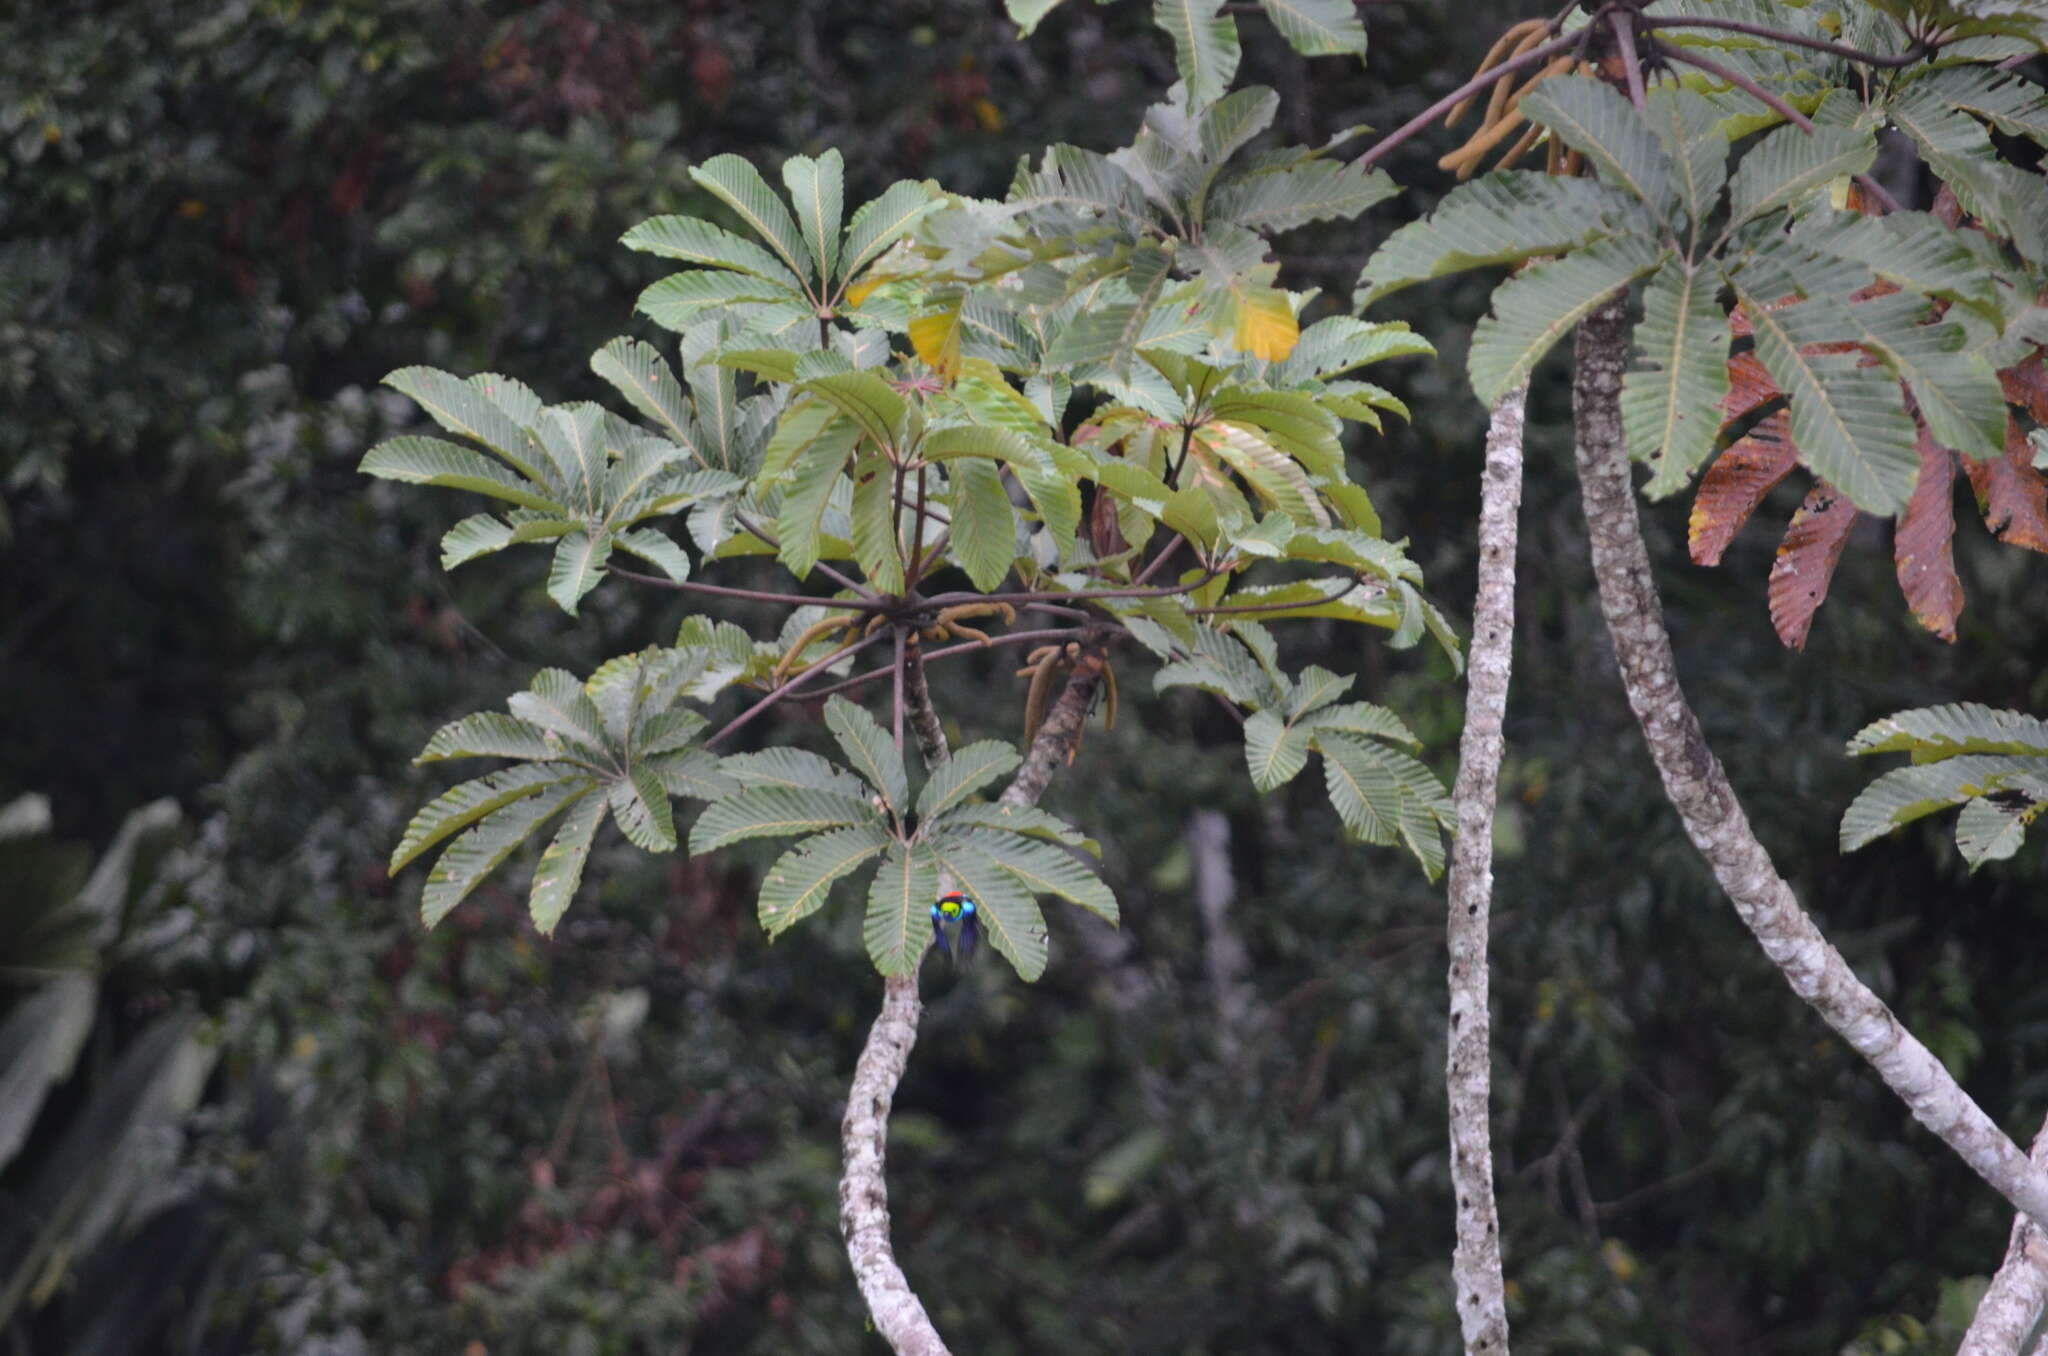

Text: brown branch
xmin=702 ymin=629 xmax=892 ymax=751
xmin=609 ymin=565 xmax=895 ymax=613
xmin=902 ymin=637 xmax=949 ymax=771
xmin=1640 ymin=16 xmax=1932 ymax=68
xmin=1570 ymin=291 xmax=2048 ymax=1234
xmin=1652 ymin=42 xmax=1816 ymax=133
xmin=1609 ymin=9 xmax=1646 ymax=111
xmin=1444 ymin=380 xmax=1529 ymax=1356
xmin=730 ymin=507 xmax=881 ymax=599
xmin=793 ymin=628 xmax=1089 ymax=702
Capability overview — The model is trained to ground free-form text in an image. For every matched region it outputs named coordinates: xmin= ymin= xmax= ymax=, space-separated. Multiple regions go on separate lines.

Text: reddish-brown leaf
xmin=1933 ymin=183 xmax=1963 ymax=227
xmin=1894 ymin=428 xmax=1962 ymax=642
xmin=1722 ymin=350 xmax=1780 ymax=419
xmin=1964 ymin=420 xmax=2048 ymax=554
xmin=1769 ymin=482 xmax=1859 ymax=650
xmin=2000 ymin=348 xmax=2048 ymax=423
xmin=1690 ymin=410 xmax=1800 ymax=566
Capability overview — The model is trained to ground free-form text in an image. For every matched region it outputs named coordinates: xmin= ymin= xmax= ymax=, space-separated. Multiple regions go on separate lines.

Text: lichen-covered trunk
xmin=1570 ymin=295 xmax=2048 ymax=1230
xmin=1959 ymin=1117 xmax=2048 ymax=1356
xmin=1444 ymin=381 xmax=1528 ymax=1355
xmin=838 ymin=638 xmax=1107 ymax=1355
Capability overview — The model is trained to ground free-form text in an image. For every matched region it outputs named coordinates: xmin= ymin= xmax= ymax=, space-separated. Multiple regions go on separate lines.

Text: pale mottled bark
xmin=1445 ymin=381 xmax=1529 ymax=1355
xmin=1189 ymin=808 xmax=1250 ymax=1060
xmin=1960 ymin=1116 xmax=2048 ymax=1356
xmin=1570 ymin=295 xmax=2048 ymax=1231
xmin=838 ymin=641 xmax=1105 ymax=1355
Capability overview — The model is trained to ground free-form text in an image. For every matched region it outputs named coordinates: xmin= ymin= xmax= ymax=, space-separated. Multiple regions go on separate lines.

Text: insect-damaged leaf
xmin=1768 ymin=482 xmax=1858 ymax=651
xmin=1689 ymin=409 xmax=1798 ymax=566
xmin=1963 ymin=422 xmax=2048 ymax=555
xmin=1894 ymin=430 xmax=1963 ymax=642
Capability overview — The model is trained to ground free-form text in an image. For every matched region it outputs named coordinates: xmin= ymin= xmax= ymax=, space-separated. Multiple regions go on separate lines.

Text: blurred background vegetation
xmin=3 ymin=2 xmax=2046 ymax=1352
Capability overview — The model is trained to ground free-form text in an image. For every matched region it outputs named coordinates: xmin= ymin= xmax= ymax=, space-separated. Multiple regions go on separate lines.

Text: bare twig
xmin=1570 ymin=292 xmax=2048 ymax=1233
xmin=1652 ymin=41 xmax=1816 ymax=133
xmin=794 ymin=628 xmax=1086 ymax=702
xmin=1609 ymin=10 xmax=1646 ymax=111
xmin=1640 ymin=16 xmax=1931 ymax=68
xmin=702 ymin=629 xmax=891 ymax=751
xmin=1444 ymin=380 xmax=1529 ymax=1356
xmin=610 ymin=565 xmax=893 ymax=613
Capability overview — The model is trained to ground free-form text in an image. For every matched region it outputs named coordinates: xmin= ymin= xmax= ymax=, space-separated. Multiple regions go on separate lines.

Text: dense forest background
xmin=4 ymin=2 xmax=2046 ymax=1352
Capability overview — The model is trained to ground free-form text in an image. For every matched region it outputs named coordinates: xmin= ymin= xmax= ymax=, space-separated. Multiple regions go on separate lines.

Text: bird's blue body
xmin=929 ymin=890 xmax=979 ymax=964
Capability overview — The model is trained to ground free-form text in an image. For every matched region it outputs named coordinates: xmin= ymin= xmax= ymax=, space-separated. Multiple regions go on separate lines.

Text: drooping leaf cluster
xmin=1843 ymin=702 xmax=2048 ymax=869
xmin=1360 ymin=26 xmax=2048 ymax=648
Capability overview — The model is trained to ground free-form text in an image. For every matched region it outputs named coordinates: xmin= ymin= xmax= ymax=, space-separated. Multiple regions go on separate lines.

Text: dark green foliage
xmin=9 ymin=2 xmax=2048 ymax=1354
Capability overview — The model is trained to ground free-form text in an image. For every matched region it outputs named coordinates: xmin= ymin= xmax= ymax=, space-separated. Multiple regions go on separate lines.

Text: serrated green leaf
xmin=803 ymin=372 xmax=907 ymax=451
xmin=1259 ymin=0 xmax=1366 ymax=55
xmin=689 ymin=786 xmax=883 ymax=854
xmin=1628 ymin=257 xmax=1733 ymax=497
xmin=690 ymin=153 xmax=816 ymax=288
xmin=1357 ymin=173 xmax=1646 ymax=307
xmin=1728 ymin=272 xmax=1919 ymax=514
xmin=758 ymin=823 xmax=894 ymax=936
xmin=928 ymin=836 xmax=1050 ymax=979
xmin=1847 ymin=703 xmax=2048 ymax=758
xmin=614 ymin=527 xmax=692 ymax=583
xmin=824 ymin=696 xmax=909 ymax=811
xmin=1833 ymin=291 xmax=2006 ymax=462
xmin=1154 ymin=0 xmax=1240 ymax=111
xmin=1469 ymin=236 xmax=1668 ymax=404
xmin=1522 ymin=75 xmax=1677 ymax=213
xmin=1840 ymin=755 xmax=2048 ymax=851
xmin=1318 ymin=732 xmax=1399 ymax=846
xmin=1244 ymin=710 xmax=1311 ymax=790
xmin=647 ymin=748 xmax=737 ymax=801
xmin=608 ymin=762 xmax=678 ymax=852
xmin=385 ymin=366 xmax=544 ymax=480
xmin=528 ymin=790 xmax=607 ymax=935
xmin=1727 ymin=124 xmax=1875 ymax=227
xmin=962 ymin=829 xmax=1120 ymax=925
xmin=546 ymin=529 xmax=613 ymax=616
xmin=1302 ymin=700 xmax=1419 ymax=746
xmin=841 ymin=181 xmax=943 ymax=285
xmin=441 ymin=514 xmax=514 ymax=569
xmin=392 ymin=763 xmax=577 ymax=873
xmin=1955 ymin=794 xmax=2042 ymax=869
xmin=361 ymin=437 xmax=560 ymax=512
xmin=720 ymin=747 xmax=871 ymax=797
xmin=508 ymin=669 xmax=610 ymax=752
xmin=783 ymin=149 xmax=845 ymax=284
xmin=1285 ymin=665 xmax=1352 ymax=719
xmin=1643 ymin=84 xmax=1730 ymax=233
xmin=416 ymin=713 xmax=556 ymax=764
xmin=848 ymin=455 xmax=906 ymax=593
xmin=421 ymin=782 xmax=586 ymax=927
xmin=863 ymin=840 xmax=941 ymax=975
xmin=620 ymin=214 xmax=803 ymax=286
xmin=775 ymin=420 xmax=858 ymax=579
xmin=591 ymin=338 xmax=706 ymax=460
xmin=915 ymin=742 xmax=1023 ymax=820
xmin=948 ymin=457 xmax=1019 ymax=592
xmin=1210 ymin=159 xmax=1398 ymax=233
xmin=940 ymin=802 xmax=1099 ymax=855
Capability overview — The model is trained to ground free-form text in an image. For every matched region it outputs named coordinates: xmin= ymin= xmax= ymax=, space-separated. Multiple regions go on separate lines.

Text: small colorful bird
xmin=929 ymin=890 xmax=979 ymax=965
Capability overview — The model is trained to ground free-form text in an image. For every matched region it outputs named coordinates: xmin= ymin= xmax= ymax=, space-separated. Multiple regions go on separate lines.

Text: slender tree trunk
xmin=1960 ymin=1116 xmax=2048 ymax=1356
xmin=1445 ymin=381 xmax=1529 ymax=1355
xmin=838 ymin=638 xmax=1108 ymax=1355
xmin=1569 ymin=294 xmax=2048 ymax=1230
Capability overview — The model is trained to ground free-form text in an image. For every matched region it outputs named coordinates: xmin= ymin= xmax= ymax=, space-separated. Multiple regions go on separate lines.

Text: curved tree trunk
xmin=1569 ymin=295 xmax=2048 ymax=1231
xmin=838 ymin=639 xmax=1108 ymax=1355
xmin=1444 ymin=381 xmax=1529 ymax=1355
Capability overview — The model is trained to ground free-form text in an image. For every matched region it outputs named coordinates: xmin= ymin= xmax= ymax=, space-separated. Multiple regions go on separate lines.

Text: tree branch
xmin=903 ymin=637 xmax=950 ymax=771
xmin=1640 ymin=16 xmax=1932 ymax=68
xmin=1652 ymin=42 xmax=1816 ymax=133
xmin=1959 ymin=1114 xmax=2048 ymax=1356
xmin=702 ymin=629 xmax=892 ymax=751
xmin=1444 ymin=380 xmax=1529 ymax=1356
xmin=792 ymin=628 xmax=1089 ymax=702
xmin=609 ymin=565 xmax=895 ymax=613
xmin=840 ymin=638 xmax=1106 ymax=1356
xmin=1569 ymin=293 xmax=2048 ymax=1232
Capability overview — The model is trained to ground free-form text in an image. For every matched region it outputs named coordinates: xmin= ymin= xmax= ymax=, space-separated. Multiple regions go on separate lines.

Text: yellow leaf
xmin=845 ymin=273 xmax=894 ymax=306
xmin=1231 ymin=287 xmax=1299 ymax=361
xmin=909 ymin=303 xmax=964 ymax=379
